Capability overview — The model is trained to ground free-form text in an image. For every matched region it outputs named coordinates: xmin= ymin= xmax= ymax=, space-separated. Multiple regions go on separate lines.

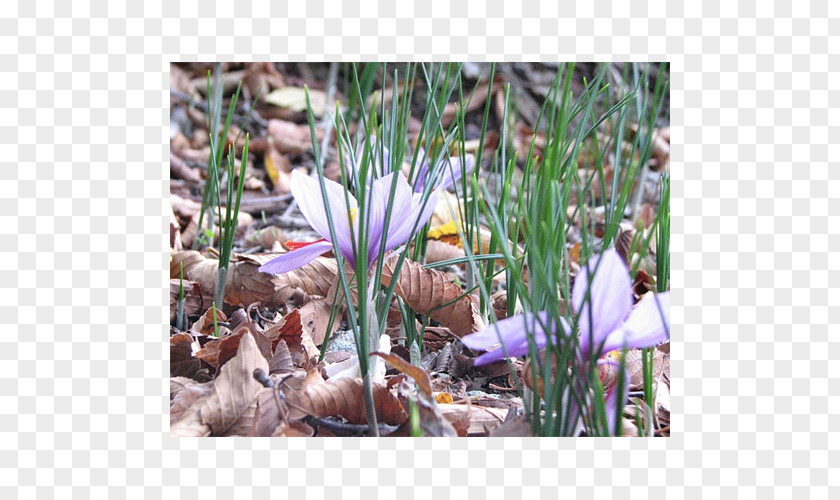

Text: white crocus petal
xmin=371 ymin=334 xmax=391 ymax=383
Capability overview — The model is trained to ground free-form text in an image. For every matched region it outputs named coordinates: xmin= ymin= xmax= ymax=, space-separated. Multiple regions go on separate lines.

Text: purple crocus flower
xmin=461 ymin=248 xmax=670 ymax=365
xmin=349 ymin=139 xmax=473 ymax=193
xmin=412 ymin=146 xmax=474 ymax=193
xmin=258 ymin=169 xmax=438 ymax=274
xmin=460 ymin=248 xmax=669 ymax=434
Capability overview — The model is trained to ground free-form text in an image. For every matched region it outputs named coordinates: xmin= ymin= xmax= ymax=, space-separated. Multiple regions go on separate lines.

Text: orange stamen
xmin=285 ymin=238 xmax=326 ymax=251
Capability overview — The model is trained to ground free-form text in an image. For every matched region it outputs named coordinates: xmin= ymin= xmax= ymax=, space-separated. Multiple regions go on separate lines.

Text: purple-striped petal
xmin=290 ymin=169 xmax=358 ymax=258
xmin=437 ymin=154 xmax=472 ymax=192
xmin=572 ymin=248 xmax=633 ymax=351
xmin=383 ymin=176 xmax=429 ymax=251
xmin=258 ymin=240 xmax=333 ymax=274
xmin=462 ymin=312 xmax=556 ymax=366
xmin=601 ymin=292 xmax=670 ymax=354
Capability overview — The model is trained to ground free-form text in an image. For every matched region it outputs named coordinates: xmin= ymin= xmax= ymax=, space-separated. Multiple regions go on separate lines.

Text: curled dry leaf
xmin=244 ymin=225 xmax=287 ymax=250
xmin=491 ymin=289 xmax=507 ymax=320
xmin=488 ymin=411 xmax=532 ymax=437
xmin=172 ymin=251 xmax=276 ymax=307
xmin=210 ymin=328 xmax=273 ymax=373
xmin=169 ymin=279 xmax=204 ymax=323
xmin=252 ymin=386 xmax=291 ymax=437
xmin=190 ymin=306 xmax=227 ymax=337
xmin=441 ymin=74 xmax=505 ymax=127
xmin=262 ymin=308 xmax=320 ymax=365
xmin=170 ymin=332 xmax=204 ymax=380
xmin=266 ymin=119 xmax=317 ymax=155
xmin=283 ymin=370 xmax=407 ymax=426
xmin=264 ymin=144 xmax=292 ymax=193
xmin=370 ymin=351 xmax=432 ymax=400
xmin=248 ymin=254 xmax=338 ymax=300
xmin=170 ymin=378 xmax=214 ymax=426
xmin=437 ymin=403 xmax=509 ymax=436
xmin=171 ymin=251 xmax=338 ymax=308
xmin=268 ymin=339 xmax=294 ymax=374
xmin=422 ymin=239 xmax=466 ymax=265
xmin=299 ymin=298 xmax=340 ymax=346
xmin=170 ymin=206 xmax=183 ymax=251
xmin=199 ymin=331 xmax=269 ymax=435
xmin=381 ymin=255 xmax=485 ymax=337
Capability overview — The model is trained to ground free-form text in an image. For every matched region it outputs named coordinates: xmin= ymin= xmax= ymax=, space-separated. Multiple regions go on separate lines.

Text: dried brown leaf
xmin=262 ymin=308 xmax=320 ymax=364
xmin=299 ymin=298 xmax=340 ymax=346
xmin=214 ymin=329 xmax=273 ymax=373
xmin=171 ymin=251 xmax=338 ymax=308
xmin=170 ymin=333 xmax=202 ymax=379
xmin=268 ymin=339 xmax=294 ymax=374
xmin=438 ymin=403 xmax=508 ymax=436
xmin=169 ymin=279 xmax=204 ymax=323
xmin=283 ymin=371 xmax=407 ymax=426
xmin=371 ymin=351 xmax=432 ymax=400
xmin=422 ymin=239 xmax=466 ymax=265
xmin=199 ymin=332 xmax=268 ymax=435
xmin=170 ymin=377 xmax=215 ymax=427
xmin=251 ymin=386 xmax=290 ymax=437
xmin=381 ymin=255 xmax=485 ymax=336
xmin=266 ymin=119 xmax=316 ymax=155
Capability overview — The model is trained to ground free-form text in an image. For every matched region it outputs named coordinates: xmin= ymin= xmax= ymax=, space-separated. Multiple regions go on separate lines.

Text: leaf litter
xmin=170 ymin=62 xmax=670 ymax=436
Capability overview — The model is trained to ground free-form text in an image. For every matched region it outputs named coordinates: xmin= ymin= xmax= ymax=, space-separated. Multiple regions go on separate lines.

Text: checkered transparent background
xmin=1 ymin=0 xmax=836 ymax=496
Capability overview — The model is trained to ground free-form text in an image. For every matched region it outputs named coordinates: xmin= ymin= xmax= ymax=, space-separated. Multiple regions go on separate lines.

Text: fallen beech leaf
xmin=248 ymin=254 xmax=338 ymax=300
xmin=169 ymin=279 xmax=204 ymax=323
xmin=170 ymin=333 xmax=202 ymax=379
xmin=199 ymin=332 xmax=269 ymax=435
xmin=423 ymin=239 xmax=466 ymax=264
xmin=266 ymin=119 xmax=317 ymax=155
xmin=371 ymin=351 xmax=432 ymax=400
xmin=268 ymin=339 xmax=294 ymax=374
xmin=299 ymin=298 xmax=340 ymax=345
xmin=169 ymin=400 xmax=212 ymax=437
xmin=264 ymin=87 xmax=326 ymax=114
xmin=262 ymin=308 xmax=320 ymax=364
xmin=491 ymin=289 xmax=507 ymax=320
xmin=489 ymin=412 xmax=532 ymax=437
xmin=437 ymin=403 xmax=508 ymax=436
xmin=276 ymin=419 xmax=314 ymax=437
xmin=189 ymin=306 xmax=227 ymax=337
xmin=171 ymin=251 xmax=338 ymax=308
xmin=243 ymin=62 xmax=286 ymax=97
xmin=252 ymin=386 xmax=290 ymax=437
xmin=441 ymin=74 xmax=505 ymax=127
xmin=283 ymin=370 xmax=407 ymax=426
xmin=381 ymin=255 xmax=485 ymax=336
xmin=170 ymin=378 xmax=214 ymax=426
xmin=214 ymin=328 xmax=273 ymax=373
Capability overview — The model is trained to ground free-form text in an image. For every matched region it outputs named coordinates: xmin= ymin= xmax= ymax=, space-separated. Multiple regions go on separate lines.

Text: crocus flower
xmin=349 ymin=139 xmax=473 ymax=193
xmin=461 ymin=248 xmax=669 ymax=434
xmin=258 ymin=169 xmax=438 ymax=274
xmin=461 ymin=248 xmax=670 ymax=365
xmin=412 ymin=146 xmax=474 ymax=193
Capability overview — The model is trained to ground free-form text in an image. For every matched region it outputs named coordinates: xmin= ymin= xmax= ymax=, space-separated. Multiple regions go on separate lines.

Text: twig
xmin=302 ymin=415 xmax=398 ymax=437
xmin=170 ymin=88 xmax=269 ymax=130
